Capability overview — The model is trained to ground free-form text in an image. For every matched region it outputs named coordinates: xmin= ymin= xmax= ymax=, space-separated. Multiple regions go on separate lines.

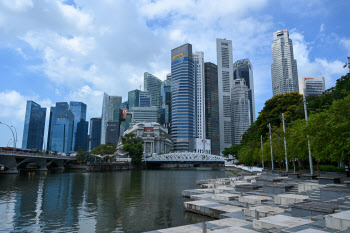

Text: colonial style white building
xmin=124 ymin=122 xmax=173 ymax=156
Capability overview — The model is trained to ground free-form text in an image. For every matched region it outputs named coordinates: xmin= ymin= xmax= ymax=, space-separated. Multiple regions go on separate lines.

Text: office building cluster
xmin=21 ymin=29 xmax=327 ymax=154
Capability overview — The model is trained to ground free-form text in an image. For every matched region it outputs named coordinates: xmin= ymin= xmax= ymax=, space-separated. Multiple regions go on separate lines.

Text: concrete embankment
xmin=145 ymin=170 xmax=350 ymax=233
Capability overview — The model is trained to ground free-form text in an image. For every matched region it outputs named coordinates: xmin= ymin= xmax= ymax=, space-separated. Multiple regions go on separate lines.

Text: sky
xmin=0 ymin=0 xmax=349 ymax=148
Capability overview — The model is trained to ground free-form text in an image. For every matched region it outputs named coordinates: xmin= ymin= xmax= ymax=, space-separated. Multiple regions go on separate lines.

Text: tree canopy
xmin=91 ymin=144 xmax=116 ymax=156
xmin=121 ymin=133 xmax=144 ymax=165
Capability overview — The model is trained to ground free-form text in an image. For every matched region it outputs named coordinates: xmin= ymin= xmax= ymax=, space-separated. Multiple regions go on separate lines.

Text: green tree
xmin=271 ymin=126 xmax=285 ymax=170
xmin=121 ymin=133 xmax=144 ymax=166
xmin=223 ymin=144 xmax=242 ymax=158
xmin=287 ymin=119 xmax=308 ymax=172
xmin=76 ymin=146 xmax=88 ymax=162
xmin=91 ymin=144 xmax=116 ymax=158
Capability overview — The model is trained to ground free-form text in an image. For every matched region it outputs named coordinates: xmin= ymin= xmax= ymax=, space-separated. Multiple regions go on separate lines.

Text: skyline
xmin=0 ymin=0 xmax=350 ymax=147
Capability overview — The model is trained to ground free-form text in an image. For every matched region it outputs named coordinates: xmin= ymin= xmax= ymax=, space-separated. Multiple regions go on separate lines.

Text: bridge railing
xmin=0 ymin=150 xmax=75 ymax=159
xmin=145 ymin=152 xmax=225 ymax=162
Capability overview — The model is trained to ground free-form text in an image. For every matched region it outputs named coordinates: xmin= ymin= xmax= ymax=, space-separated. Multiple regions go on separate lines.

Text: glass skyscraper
xmin=160 ymin=75 xmax=171 ymax=129
xmin=47 ymin=102 xmax=69 ymax=151
xmin=70 ymin=102 xmax=88 ymax=151
xmin=144 ymin=72 xmax=162 ymax=109
xmin=233 ymin=59 xmax=256 ymax=122
xmin=171 ymin=43 xmax=195 ymax=151
xmin=89 ymin=117 xmax=101 ymax=150
xmin=50 ymin=109 xmax=74 ymax=153
xmin=128 ymin=89 xmax=140 ymax=112
xmin=204 ymin=62 xmax=220 ymax=155
xmin=101 ymin=93 xmax=122 ymax=145
xmin=139 ymin=91 xmax=152 ymax=107
xmin=22 ymin=101 xmax=46 ymax=150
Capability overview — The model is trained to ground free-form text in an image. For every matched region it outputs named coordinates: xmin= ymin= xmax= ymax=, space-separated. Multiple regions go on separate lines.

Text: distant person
xmin=346 ymin=164 xmax=349 ymax=177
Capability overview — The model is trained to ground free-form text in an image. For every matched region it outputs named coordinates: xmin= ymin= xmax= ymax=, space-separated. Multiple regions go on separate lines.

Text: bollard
xmin=202 ymin=222 xmax=207 ymax=233
xmin=255 ymin=209 xmax=259 ymax=220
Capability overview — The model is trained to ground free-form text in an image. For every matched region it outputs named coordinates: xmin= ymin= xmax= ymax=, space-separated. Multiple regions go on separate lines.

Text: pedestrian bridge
xmin=0 ymin=150 xmax=76 ymax=174
xmin=145 ymin=152 xmax=225 ymax=165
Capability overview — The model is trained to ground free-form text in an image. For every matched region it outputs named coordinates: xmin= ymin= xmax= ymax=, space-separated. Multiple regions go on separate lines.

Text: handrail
xmin=0 ymin=150 xmax=75 ymax=159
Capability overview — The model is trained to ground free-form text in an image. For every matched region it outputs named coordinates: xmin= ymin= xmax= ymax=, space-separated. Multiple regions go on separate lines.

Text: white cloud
xmin=1 ymin=0 xmax=33 ymax=12
xmin=340 ymin=38 xmax=350 ymax=54
xmin=320 ymin=24 xmax=324 ymax=32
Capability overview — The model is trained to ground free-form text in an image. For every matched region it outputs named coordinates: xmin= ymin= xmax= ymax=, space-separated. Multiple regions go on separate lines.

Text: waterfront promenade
xmin=146 ymin=170 xmax=350 ymax=232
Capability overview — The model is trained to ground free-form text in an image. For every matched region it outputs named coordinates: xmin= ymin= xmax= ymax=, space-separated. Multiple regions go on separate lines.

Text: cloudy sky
xmin=0 ymin=0 xmax=349 ymax=147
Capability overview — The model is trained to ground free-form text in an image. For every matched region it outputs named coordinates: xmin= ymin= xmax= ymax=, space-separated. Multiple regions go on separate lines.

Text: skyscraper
xmin=50 ymin=110 xmax=74 ymax=153
xmin=139 ymin=91 xmax=152 ymax=107
xmin=101 ymin=93 xmax=122 ymax=145
xmin=22 ymin=101 xmax=46 ymax=150
xmin=204 ymin=62 xmax=220 ymax=155
xmin=216 ymin=38 xmax=234 ymax=152
xmin=171 ymin=43 xmax=195 ymax=151
xmin=233 ymin=59 xmax=256 ymax=121
xmin=144 ymin=72 xmax=162 ymax=109
xmin=132 ymin=106 xmax=158 ymax=123
xmin=231 ymin=79 xmax=251 ymax=145
xmin=271 ymin=29 xmax=299 ymax=96
xmin=160 ymin=76 xmax=171 ymax=129
xmin=70 ymin=102 xmax=88 ymax=151
xmin=193 ymin=51 xmax=206 ymax=140
xmin=47 ymin=102 xmax=69 ymax=151
xmin=128 ymin=89 xmax=140 ymax=112
xmin=298 ymin=77 xmax=326 ymax=96
xmin=89 ymin=117 xmax=101 ymax=150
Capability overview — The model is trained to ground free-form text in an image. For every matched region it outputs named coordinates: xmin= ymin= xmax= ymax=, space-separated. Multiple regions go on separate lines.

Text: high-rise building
xmin=144 ymin=72 xmax=162 ymax=109
xmin=70 ymin=102 xmax=88 ymax=151
xmin=216 ymin=38 xmax=234 ymax=152
xmin=47 ymin=102 xmax=69 ymax=151
xmin=171 ymin=43 xmax=195 ymax=151
xmin=193 ymin=51 xmax=206 ymax=140
xmin=161 ymin=74 xmax=172 ymax=129
xmin=121 ymin=101 xmax=128 ymax=110
xmin=89 ymin=118 xmax=101 ymax=150
xmin=271 ymin=29 xmax=299 ymax=96
xmin=128 ymin=89 xmax=140 ymax=112
xmin=22 ymin=101 xmax=46 ymax=150
xmin=101 ymin=93 xmax=122 ymax=145
xmin=132 ymin=106 xmax=158 ymax=123
xmin=204 ymin=62 xmax=220 ymax=155
xmin=233 ymin=59 xmax=256 ymax=122
xmin=139 ymin=91 xmax=152 ymax=107
xmin=298 ymin=77 xmax=326 ymax=96
xmin=231 ymin=79 xmax=251 ymax=145
xmin=121 ymin=112 xmax=133 ymax=131
xmin=50 ymin=110 xmax=74 ymax=153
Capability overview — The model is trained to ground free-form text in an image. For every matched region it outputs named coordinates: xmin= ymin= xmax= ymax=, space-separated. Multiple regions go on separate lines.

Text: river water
xmin=0 ymin=168 xmax=226 ymax=232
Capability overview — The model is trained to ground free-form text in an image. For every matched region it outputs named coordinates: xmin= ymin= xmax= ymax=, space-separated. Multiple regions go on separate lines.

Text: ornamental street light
xmin=11 ymin=125 xmax=18 ymax=148
xmin=303 ymin=95 xmax=314 ymax=175
xmin=268 ymin=123 xmax=274 ymax=170
xmin=282 ymin=113 xmax=289 ymax=172
xmin=0 ymin=122 xmax=16 ymax=148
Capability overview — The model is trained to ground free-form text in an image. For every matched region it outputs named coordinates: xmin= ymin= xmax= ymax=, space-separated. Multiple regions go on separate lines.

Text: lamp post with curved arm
xmin=11 ymin=125 xmax=18 ymax=148
xmin=7 ymin=139 xmax=13 ymax=147
xmin=0 ymin=122 xmax=16 ymax=148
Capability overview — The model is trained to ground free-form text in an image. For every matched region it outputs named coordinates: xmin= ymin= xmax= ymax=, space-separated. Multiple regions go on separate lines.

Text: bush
xmin=314 ymin=165 xmax=345 ymax=173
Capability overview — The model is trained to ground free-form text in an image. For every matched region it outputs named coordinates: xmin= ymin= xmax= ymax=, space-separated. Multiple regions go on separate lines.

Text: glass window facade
xmin=89 ymin=118 xmax=101 ymax=150
xmin=70 ymin=102 xmax=88 ymax=151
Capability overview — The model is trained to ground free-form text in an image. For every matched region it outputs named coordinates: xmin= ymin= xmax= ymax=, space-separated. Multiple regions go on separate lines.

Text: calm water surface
xmin=0 ymin=168 xmax=226 ymax=232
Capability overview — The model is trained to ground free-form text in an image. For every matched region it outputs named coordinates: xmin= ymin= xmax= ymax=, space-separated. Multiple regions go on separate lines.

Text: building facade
xmin=144 ymin=72 xmax=162 ymax=109
xmin=132 ymin=106 xmax=158 ymax=123
xmin=128 ymin=89 xmax=140 ymax=112
xmin=160 ymin=76 xmax=172 ymax=130
xmin=233 ymin=59 xmax=255 ymax=122
xmin=50 ymin=110 xmax=75 ymax=153
xmin=70 ymin=102 xmax=88 ymax=151
xmin=22 ymin=101 xmax=46 ymax=150
xmin=216 ymin=38 xmax=234 ymax=152
xmin=139 ymin=91 xmax=152 ymax=107
xmin=204 ymin=62 xmax=220 ymax=155
xmin=47 ymin=102 xmax=69 ymax=151
xmin=298 ymin=77 xmax=326 ymax=96
xmin=101 ymin=93 xmax=122 ymax=145
xmin=271 ymin=29 xmax=299 ymax=96
xmin=89 ymin=117 xmax=101 ymax=150
xmin=171 ymin=43 xmax=195 ymax=151
xmin=193 ymin=51 xmax=206 ymax=140
xmin=231 ymin=79 xmax=251 ymax=145
xmin=124 ymin=122 xmax=173 ymax=156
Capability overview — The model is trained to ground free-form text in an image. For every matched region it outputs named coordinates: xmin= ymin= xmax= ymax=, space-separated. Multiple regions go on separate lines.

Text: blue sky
xmin=0 ymin=0 xmax=349 ymax=147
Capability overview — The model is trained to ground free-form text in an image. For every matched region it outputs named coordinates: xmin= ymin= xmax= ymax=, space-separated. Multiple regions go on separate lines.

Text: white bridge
xmin=145 ymin=152 xmax=225 ymax=163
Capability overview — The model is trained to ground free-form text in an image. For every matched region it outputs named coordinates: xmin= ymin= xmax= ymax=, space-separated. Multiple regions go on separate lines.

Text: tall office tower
xmin=132 ymin=106 xmax=158 ymax=123
xmin=216 ymin=38 xmax=234 ymax=152
xmin=193 ymin=51 xmax=206 ymax=139
xmin=233 ymin=59 xmax=256 ymax=122
xmin=100 ymin=93 xmax=122 ymax=145
xmin=51 ymin=110 xmax=75 ymax=153
xmin=121 ymin=101 xmax=128 ymax=110
xmin=22 ymin=101 xmax=46 ymax=150
xmin=144 ymin=72 xmax=162 ymax=109
xmin=89 ymin=118 xmax=101 ymax=150
xmin=70 ymin=102 xmax=88 ymax=151
xmin=128 ymin=89 xmax=140 ymax=112
xmin=166 ymin=73 xmax=172 ymax=81
xmin=204 ymin=62 xmax=220 ymax=155
xmin=47 ymin=102 xmax=69 ymax=150
xmin=271 ymin=29 xmax=299 ymax=96
xmin=231 ymin=79 xmax=251 ymax=145
xmin=171 ymin=43 xmax=195 ymax=151
xmin=298 ymin=77 xmax=326 ymax=96
xmin=160 ymin=75 xmax=172 ymax=129
xmin=139 ymin=91 xmax=152 ymax=107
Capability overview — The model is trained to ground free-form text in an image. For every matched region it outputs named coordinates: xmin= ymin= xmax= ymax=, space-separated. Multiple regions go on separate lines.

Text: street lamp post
xmin=261 ymin=135 xmax=264 ymax=169
xmin=268 ymin=123 xmax=274 ymax=170
xmin=282 ymin=113 xmax=289 ymax=172
xmin=303 ymin=95 xmax=314 ymax=175
xmin=11 ymin=125 xmax=18 ymax=148
xmin=0 ymin=122 xmax=16 ymax=148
